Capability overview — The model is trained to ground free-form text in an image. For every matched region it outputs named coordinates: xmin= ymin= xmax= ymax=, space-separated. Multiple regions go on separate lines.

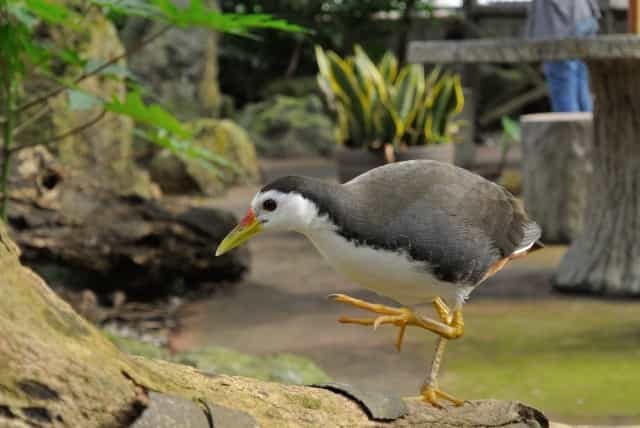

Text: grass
xmin=431 ymin=299 xmax=640 ymax=424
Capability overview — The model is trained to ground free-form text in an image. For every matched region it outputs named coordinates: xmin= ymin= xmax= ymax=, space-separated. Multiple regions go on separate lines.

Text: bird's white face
xmin=215 ymin=189 xmax=319 ymax=256
xmin=250 ymin=189 xmax=318 ymax=232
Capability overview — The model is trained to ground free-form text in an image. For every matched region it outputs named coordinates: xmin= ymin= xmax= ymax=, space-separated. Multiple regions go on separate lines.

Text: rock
xmin=238 ymin=95 xmax=336 ymax=158
xmin=131 ymin=392 xmax=211 ymax=428
xmin=7 ymin=147 xmax=249 ymax=299
xmin=0 ymin=239 xmax=551 ymax=427
xmin=121 ymin=0 xmax=221 ymax=120
xmin=46 ymin=4 xmax=158 ymax=199
xmin=149 ymin=118 xmax=260 ymax=196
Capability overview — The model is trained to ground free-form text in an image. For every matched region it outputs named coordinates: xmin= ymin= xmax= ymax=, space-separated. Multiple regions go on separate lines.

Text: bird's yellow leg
xmin=420 ymin=300 xmax=465 ymax=407
xmin=330 ymin=294 xmax=464 ymax=352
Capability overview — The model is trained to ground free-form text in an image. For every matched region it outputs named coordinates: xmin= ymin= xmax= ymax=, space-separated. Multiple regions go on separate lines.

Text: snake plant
xmin=316 ymin=45 xmax=464 ymax=149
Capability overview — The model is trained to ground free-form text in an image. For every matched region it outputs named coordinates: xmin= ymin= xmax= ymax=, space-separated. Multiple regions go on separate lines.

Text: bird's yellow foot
xmin=329 ymin=294 xmax=463 ymax=351
xmin=420 ymin=385 xmax=465 ymax=408
xmin=329 ymin=293 xmax=413 ymax=350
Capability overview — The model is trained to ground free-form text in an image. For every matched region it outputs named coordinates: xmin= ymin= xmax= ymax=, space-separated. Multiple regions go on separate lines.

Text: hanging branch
xmin=14 ymin=24 xmax=172 ymax=115
xmin=12 ymin=105 xmax=52 ymax=138
xmin=9 ymin=107 xmax=107 ymax=155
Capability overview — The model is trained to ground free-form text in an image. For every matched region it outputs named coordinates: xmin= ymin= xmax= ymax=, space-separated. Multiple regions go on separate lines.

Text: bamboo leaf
xmin=24 ymin=0 xmax=80 ymax=24
xmin=105 ymin=91 xmax=191 ymax=138
xmin=69 ymin=89 xmax=104 ymax=111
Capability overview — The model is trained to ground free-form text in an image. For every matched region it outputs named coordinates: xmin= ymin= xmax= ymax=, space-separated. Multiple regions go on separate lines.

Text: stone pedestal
xmin=521 ymin=113 xmax=593 ymax=244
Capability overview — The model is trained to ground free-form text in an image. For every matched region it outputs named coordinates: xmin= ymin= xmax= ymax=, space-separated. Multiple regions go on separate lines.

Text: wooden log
xmin=4 ymin=147 xmax=248 ymax=299
xmin=521 ymin=113 xmax=593 ymax=244
xmin=0 ymin=222 xmax=550 ymax=427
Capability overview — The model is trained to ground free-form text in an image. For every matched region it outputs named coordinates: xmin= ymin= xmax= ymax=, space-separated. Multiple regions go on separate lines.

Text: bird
xmin=215 ymin=160 xmax=542 ymax=407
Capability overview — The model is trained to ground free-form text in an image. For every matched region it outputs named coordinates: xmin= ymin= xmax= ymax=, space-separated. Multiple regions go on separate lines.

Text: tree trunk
xmin=521 ymin=113 xmax=593 ymax=244
xmin=0 ymin=222 xmax=550 ymax=427
xmin=554 ymin=60 xmax=640 ymax=295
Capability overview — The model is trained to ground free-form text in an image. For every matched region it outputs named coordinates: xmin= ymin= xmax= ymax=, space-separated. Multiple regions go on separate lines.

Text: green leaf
xmin=501 ymin=116 xmax=521 ymax=143
xmin=134 ymin=128 xmax=238 ymax=176
xmin=89 ymin=0 xmax=162 ymax=18
xmin=378 ymin=51 xmax=398 ymax=84
xmin=105 ymin=91 xmax=191 ymax=139
xmin=89 ymin=0 xmax=305 ymax=36
xmin=57 ymin=48 xmax=86 ymax=67
xmin=84 ymin=59 xmax=138 ymax=81
xmin=68 ymin=89 xmax=104 ymax=111
xmin=7 ymin=3 xmax=39 ymax=28
xmin=326 ymin=51 xmax=372 ymax=142
xmin=24 ymin=0 xmax=80 ymax=25
xmin=0 ymin=19 xmax=31 ymax=78
xmin=392 ymin=64 xmax=425 ymax=137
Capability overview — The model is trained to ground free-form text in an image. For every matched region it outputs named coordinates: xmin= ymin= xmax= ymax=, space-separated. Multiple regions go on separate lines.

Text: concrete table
xmin=408 ymin=35 xmax=640 ymax=296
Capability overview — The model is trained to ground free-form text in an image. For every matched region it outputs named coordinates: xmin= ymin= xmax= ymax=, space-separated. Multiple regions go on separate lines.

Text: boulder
xmin=238 ymin=95 xmax=336 ymax=158
xmin=120 ymin=0 xmax=221 ymax=120
xmin=149 ymin=118 xmax=260 ymax=196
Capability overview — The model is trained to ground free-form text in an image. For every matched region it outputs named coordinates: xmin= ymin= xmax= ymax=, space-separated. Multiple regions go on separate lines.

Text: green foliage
xmin=93 ymin=0 xmax=305 ymax=34
xmin=0 ymin=0 xmax=302 ymax=218
xmin=499 ymin=116 xmax=521 ymax=169
xmin=105 ymin=331 xmax=331 ymax=385
xmin=217 ymin=0 xmax=433 ymax=105
xmin=315 ymin=45 xmax=463 ymax=149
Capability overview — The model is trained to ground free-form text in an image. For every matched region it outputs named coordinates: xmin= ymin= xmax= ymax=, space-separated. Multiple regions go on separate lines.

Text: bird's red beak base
xmin=215 ymin=209 xmax=262 ymax=256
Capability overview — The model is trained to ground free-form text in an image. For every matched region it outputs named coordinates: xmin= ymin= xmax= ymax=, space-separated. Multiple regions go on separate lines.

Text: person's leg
xmin=543 ymin=60 xmax=580 ymax=112
xmin=576 ymin=60 xmax=593 ymax=112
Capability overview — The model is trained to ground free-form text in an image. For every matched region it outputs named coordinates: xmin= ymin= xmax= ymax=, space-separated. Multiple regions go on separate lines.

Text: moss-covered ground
xmin=438 ymin=299 xmax=640 ymax=424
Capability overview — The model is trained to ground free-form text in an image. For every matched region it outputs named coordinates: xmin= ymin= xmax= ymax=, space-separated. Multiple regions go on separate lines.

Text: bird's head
xmin=215 ymin=180 xmax=321 ymax=256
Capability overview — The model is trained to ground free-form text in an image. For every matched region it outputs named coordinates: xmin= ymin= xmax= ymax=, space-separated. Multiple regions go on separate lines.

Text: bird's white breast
xmin=303 ymin=227 xmax=473 ymax=308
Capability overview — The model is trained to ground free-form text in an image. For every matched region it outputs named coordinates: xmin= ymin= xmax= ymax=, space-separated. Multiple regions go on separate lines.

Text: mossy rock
xmin=48 ymin=4 xmax=158 ymax=199
xmin=238 ymin=95 xmax=336 ymax=158
xmin=105 ymin=332 xmax=330 ymax=386
xmin=149 ymin=118 xmax=259 ymax=196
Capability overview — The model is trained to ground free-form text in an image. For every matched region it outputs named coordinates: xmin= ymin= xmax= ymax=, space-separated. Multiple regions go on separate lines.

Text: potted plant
xmin=315 ymin=45 xmax=464 ymax=182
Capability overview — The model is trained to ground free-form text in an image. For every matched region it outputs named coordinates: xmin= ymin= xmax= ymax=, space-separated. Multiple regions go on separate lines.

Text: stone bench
xmin=521 ymin=113 xmax=593 ymax=244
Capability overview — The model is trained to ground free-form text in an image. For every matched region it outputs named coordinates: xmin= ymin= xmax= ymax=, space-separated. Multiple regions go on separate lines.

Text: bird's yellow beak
xmin=215 ymin=209 xmax=262 ymax=256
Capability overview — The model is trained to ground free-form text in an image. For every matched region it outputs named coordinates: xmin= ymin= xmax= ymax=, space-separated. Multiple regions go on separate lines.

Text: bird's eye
xmin=262 ymin=199 xmax=277 ymax=212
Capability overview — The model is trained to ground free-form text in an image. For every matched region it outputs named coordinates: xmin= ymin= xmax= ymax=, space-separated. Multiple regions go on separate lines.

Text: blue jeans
xmin=543 ymin=60 xmax=593 ymax=112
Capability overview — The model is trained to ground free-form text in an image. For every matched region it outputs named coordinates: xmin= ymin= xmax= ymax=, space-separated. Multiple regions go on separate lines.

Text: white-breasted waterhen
xmin=216 ymin=160 xmax=542 ymax=407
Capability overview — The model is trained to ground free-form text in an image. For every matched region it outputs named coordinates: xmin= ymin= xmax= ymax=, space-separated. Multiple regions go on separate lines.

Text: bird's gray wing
xmin=343 ymin=160 xmax=540 ymax=284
